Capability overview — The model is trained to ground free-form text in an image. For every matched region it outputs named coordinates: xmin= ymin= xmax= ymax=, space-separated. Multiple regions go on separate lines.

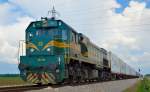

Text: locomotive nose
xmin=19 ymin=55 xmax=65 ymax=84
xmin=19 ymin=62 xmax=58 ymax=84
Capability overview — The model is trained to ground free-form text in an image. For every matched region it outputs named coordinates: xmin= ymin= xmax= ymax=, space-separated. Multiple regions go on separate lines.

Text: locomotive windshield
xmin=27 ymin=28 xmax=67 ymax=40
xmin=35 ymin=28 xmax=67 ymax=40
xmin=36 ymin=28 xmax=59 ymax=38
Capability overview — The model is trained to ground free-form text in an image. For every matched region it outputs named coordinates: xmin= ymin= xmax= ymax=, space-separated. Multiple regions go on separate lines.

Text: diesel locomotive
xmin=18 ymin=16 xmax=140 ymax=84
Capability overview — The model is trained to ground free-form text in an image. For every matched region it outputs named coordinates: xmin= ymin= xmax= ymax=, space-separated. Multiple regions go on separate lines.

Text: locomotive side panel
xmin=87 ymin=42 xmax=103 ymax=68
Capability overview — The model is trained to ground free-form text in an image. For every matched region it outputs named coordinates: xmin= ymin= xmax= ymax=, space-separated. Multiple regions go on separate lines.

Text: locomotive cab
xmin=26 ymin=18 xmax=68 ymax=55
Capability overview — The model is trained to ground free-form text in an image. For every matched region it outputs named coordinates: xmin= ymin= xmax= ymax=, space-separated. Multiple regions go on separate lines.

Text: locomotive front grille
xmin=26 ymin=72 xmax=56 ymax=84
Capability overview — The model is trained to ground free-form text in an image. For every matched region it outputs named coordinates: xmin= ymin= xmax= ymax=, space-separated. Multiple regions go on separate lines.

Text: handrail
xmin=18 ymin=40 xmax=26 ymax=63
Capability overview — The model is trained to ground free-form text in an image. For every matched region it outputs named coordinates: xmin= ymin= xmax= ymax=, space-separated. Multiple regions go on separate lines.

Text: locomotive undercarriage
xmin=64 ymin=59 xmax=137 ymax=84
xmin=64 ymin=59 xmax=111 ymax=84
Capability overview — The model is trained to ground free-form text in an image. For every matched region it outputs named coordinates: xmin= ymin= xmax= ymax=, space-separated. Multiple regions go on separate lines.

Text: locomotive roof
xmin=25 ymin=18 xmax=77 ymax=32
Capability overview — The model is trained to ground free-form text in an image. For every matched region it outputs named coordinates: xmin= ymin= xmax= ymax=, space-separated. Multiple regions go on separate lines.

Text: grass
xmin=124 ymin=77 xmax=150 ymax=92
xmin=137 ymin=78 xmax=150 ymax=92
xmin=0 ymin=76 xmax=31 ymax=86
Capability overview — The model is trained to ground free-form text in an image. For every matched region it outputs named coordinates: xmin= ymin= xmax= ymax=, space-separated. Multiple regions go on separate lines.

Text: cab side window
xmin=76 ymin=35 xmax=78 ymax=43
xmin=62 ymin=30 xmax=67 ymax=40
xmin=72 ymin=31 xmax=78 ymax=43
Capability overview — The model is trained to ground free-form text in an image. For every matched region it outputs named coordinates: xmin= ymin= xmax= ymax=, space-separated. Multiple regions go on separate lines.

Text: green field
xmin=124 ymin=77 xmax=150 ymax=92
xmin=0 ymin=76 xmax=31 ymax=86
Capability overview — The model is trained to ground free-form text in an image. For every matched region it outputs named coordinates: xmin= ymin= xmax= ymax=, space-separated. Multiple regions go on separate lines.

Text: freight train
xmin=18 ymin=16 xmax=140 ymax=85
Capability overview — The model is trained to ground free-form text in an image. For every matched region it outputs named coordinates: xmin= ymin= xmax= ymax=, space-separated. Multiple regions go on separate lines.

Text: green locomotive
xmin=18 ymin=16 xmax=111 ymax=84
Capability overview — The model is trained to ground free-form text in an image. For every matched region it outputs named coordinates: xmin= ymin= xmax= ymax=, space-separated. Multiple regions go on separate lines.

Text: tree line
xmin=0 ymin=74 xmax=20 ymax=77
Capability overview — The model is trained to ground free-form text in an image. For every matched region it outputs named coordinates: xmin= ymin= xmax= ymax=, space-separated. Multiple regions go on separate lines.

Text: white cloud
xmin=123 ymin=1 xmax=146 ymax=19
xmin=101 ymin=32 xmax=139 ymax=50
xmin=0 ymin=16 xmax=33 ymax=64
xmin=139 ymin=52 xmax=150 ymax=66
xmin=128 ymin=51 xmax=150 ymax=72
xmin=0 ymin=2 xmax=23 ymax=25
xmin=9 ymin=0 xmax=50 ymax=18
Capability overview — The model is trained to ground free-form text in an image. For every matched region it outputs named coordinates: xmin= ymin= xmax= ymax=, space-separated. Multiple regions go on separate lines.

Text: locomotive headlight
xmin=29 ymin=33 xmax=33 ymax=37
xmin=30 ymin=48 xmax=35 ymax=52
xmin=46 ymin=48 xmax=51 ymax=52
xmin=56 ymin=69 xmax=60 ymax=73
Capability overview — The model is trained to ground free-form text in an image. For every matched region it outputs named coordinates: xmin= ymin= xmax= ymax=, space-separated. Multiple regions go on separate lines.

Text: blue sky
xmin=116 ymin=0 xmax=130 ymax=13
xmin=0 ymin=0 xmax=8 ymax=3
xmin=0 ymin=0 xmax=150 ymax=75
xmin=0 ymin=62 xmax=19 ymax=74
xmin=116 ymin=0 xmax=150 ymax=13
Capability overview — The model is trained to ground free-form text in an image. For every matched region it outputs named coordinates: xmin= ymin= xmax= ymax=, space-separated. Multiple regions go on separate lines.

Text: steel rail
xmin=0 ymin=85 xmax=47 ymax=92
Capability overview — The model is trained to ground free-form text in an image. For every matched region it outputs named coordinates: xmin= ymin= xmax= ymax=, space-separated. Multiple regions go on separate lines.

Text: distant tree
xmin=145 ymin=74 xmax=150 ymax=77
xmin=0 ymin=74 xmax=19 ymax=77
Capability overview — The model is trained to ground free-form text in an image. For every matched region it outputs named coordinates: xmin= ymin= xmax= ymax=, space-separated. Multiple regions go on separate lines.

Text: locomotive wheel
xmin=98 ymin=70 xmax=102 ymax=81
xmin=81 ymin=67 xmax=86 ymax=83
xmin=37 ymin=83 xmax=42 ymax=86
xmin=75 ymin=63 xmax=82 ymax=83
xmin=68 ymin=63 xmax=74 ymax=83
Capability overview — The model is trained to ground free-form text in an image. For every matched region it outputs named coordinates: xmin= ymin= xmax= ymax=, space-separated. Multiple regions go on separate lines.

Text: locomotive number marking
xmin=37 ymin=58 xmax=46 ymax=62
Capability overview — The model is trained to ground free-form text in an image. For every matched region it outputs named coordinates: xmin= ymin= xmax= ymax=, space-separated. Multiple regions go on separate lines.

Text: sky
xmin=0 ymin=0 xmax=150 ymax=74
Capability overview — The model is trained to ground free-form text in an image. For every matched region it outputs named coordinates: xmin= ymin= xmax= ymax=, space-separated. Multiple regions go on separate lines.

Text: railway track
xmin=0 ymin=79 xmax=138 ymax=92
xmin=0 ymin=85 xmax=47 ymax=92
xmin=27 ymin=79 xmax=139 ymax=92
xmin=0 ymin=81 xmax=112 ymax=92
xmin=0 ymin=81 xmax=98 ymax=92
